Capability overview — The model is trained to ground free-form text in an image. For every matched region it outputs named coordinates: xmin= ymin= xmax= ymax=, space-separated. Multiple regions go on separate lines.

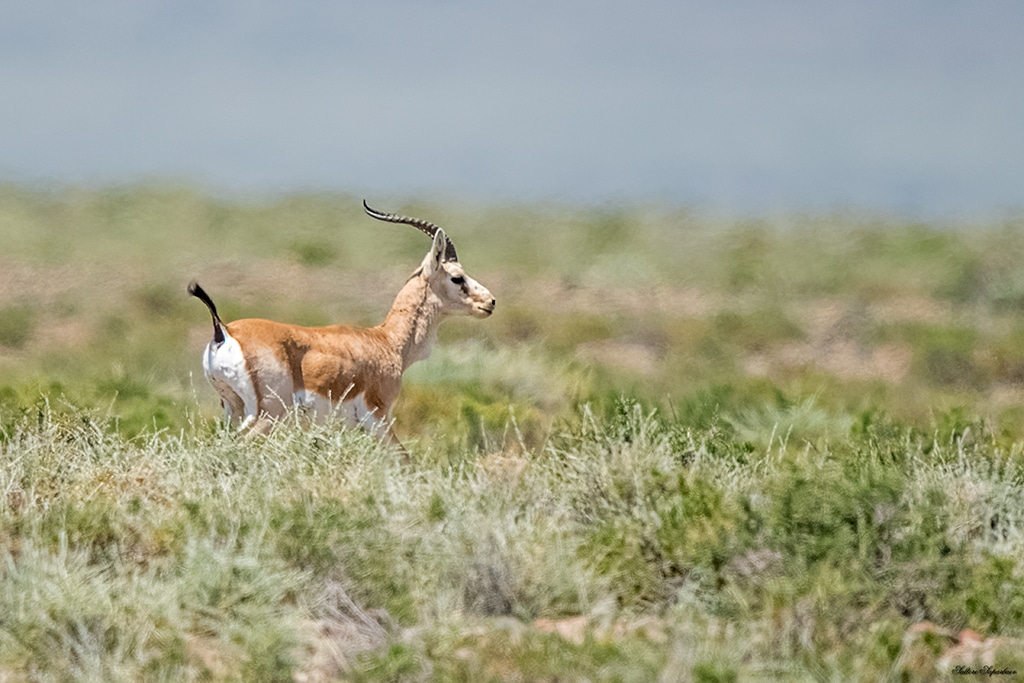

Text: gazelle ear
xmin=422 ymin=229 xmax=448 ymax=276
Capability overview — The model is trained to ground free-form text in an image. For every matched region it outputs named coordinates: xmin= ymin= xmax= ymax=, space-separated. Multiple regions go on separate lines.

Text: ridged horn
xmin=363 ymin=199 xmax=458 ymax=262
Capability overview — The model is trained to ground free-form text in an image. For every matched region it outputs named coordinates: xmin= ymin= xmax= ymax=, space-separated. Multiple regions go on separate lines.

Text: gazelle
xmin=189 ymin=200 xmax=495 ymax=446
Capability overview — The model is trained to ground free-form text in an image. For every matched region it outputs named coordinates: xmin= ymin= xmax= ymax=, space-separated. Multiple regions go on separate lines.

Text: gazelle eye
xmin=450 ymin=275 xmax=465 ymax=286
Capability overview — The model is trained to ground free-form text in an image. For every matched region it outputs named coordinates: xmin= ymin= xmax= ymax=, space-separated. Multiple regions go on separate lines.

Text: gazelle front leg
xmin=382 ymin=423 xmax=411 ymax=463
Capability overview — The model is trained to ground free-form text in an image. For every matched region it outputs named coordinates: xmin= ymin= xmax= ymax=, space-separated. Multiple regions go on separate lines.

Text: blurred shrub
xmin=918 ymin=328 xmax=984 ymax=389
xmin=711 ymin=309 xmax=803 ymax=353
xmin=290 ymin=239 xmax=337 ymax=266
xmin=0 ymin=304 xmax=36 ymax=348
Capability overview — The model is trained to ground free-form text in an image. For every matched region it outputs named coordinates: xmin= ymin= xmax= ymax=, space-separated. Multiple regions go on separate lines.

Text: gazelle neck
xmin=380 ymin=275 xmax=445 ymax=370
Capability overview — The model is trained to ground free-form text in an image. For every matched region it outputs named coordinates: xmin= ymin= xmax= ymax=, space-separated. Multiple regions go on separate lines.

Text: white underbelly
xmin=293 ymin=389 xmax=387 ymax=433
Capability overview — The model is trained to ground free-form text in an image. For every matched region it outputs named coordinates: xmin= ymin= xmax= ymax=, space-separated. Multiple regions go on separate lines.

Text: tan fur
xmin=230 ymin=320 xmax=401 ymax=414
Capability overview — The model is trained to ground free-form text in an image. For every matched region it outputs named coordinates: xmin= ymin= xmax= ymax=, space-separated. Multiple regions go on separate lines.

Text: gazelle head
xmin=364 ymin=200 xmax=495 ymax=319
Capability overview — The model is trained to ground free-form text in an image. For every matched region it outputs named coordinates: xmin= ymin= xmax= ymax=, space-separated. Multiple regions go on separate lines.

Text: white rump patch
xmin=202 ymin=333 xmax=257 ymax=423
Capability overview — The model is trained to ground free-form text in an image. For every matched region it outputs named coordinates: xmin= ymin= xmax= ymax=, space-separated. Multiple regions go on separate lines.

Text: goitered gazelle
xmin=189 ymin=200 xmax=495 ymax=447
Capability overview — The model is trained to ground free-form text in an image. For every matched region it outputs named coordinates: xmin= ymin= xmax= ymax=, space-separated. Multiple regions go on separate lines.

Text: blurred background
xmin=2 ymin=1 xmax=1022 ymax=213
xmin=1 ymin=1 xmax=1023 ymax=445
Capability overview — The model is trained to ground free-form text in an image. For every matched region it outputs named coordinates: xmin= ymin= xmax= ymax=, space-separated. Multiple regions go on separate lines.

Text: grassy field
xmin=2 ymin=183 xmax=1024 ymax=680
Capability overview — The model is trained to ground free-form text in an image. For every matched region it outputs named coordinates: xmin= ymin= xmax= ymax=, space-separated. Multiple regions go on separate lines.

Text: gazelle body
xmin=189 ymin=201 xmax=495 ymax=445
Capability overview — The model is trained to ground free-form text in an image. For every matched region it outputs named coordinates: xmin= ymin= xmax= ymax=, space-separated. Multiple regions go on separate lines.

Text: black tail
xmin=188 ymin=280 xmax=225 ymax=345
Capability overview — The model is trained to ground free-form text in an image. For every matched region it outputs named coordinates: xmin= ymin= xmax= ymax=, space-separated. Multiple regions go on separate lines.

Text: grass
xmin=2 ymin=402 xmax=1024 ymax=680
xmin=1 ymin=182 xmax=1024 ymax=678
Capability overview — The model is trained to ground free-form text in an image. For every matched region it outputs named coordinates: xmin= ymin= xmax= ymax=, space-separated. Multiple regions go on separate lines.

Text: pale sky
xmin=2 ymin=1 xmax=1022 ymax=213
